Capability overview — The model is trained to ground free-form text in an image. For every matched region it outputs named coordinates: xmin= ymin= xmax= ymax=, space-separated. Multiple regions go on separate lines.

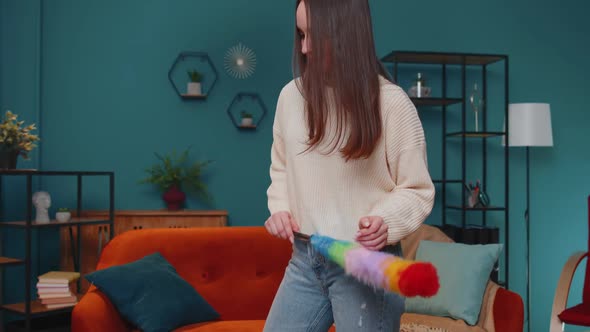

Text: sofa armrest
xmin=478 ymin=282 xmax=523 ymax=332
xmin=492 ymin=287 xmax=524 ymax=332
xmin=72 ymin=287 xmax=131 ymax=332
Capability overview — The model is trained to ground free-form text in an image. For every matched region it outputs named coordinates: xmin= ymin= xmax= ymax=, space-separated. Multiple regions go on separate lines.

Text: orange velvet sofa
xmin=72 ymin=226 xmax=522 ymax=332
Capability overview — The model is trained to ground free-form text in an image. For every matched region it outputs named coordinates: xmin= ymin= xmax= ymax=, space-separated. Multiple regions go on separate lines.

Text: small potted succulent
xmin=186 ymin=70 xmax=203 ymax=96
xmin=56 ymin=207 xmax=72 ymax=223
xmin=0 ymin=110 xmax=40 ymax=169
xmin=240 ymin=111 xmax=254 ymax=127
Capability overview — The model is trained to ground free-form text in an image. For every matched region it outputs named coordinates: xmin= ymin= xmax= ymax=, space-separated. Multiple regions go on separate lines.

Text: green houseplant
xmin=186 ymin=69 xmax=203 ymax=96
xmin=139 ymin=148 xmax=212 ymax=210
xmin=0 ymin=110 xmax=40 ymax=169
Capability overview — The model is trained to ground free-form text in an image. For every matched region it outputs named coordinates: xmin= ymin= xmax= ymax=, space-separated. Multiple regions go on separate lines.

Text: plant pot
xmin=162 ymin=185 xmax=186 ymax=211
xmin=0 ymin=149 xmax=18 ymax=169
xmin=56 ymin=211 xmax=71 ymax=223
xmin=187 ymin=82 xmax=202 ymax=96
xmin=241 ymin=117 xmax=254 ymax=126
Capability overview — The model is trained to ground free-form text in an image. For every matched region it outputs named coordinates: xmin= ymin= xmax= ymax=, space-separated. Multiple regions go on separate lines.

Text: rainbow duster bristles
xmin=310 ymin=234 xmax=439 ymax=298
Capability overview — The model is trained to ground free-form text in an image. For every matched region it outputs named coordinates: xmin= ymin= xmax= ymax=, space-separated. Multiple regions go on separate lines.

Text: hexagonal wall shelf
xmin=168 ymin=51 xmax=218 ymax=100
xmin=227 ymin=92 xmax=267 ymax=130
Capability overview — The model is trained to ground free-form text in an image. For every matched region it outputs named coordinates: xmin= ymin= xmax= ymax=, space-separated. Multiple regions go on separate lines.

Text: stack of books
xmin=37 ymin=271 xmax=80 ymax=309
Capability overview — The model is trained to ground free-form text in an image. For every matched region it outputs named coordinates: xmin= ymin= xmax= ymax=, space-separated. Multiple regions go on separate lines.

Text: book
xmin=37 ymin=282 xmax=73 ymax=288
xmin=38 ymin=271 xmax=80 ymax=284
xmin=37 ymin=287 xmax=74 ymax=294
xmin=38 ymin=292 xmax=75 ymax=299
xmin=38 ymin=281 xmax=74 ymax=293
xmin=41 ymin=295 xmax=78 ymax=304
xmin=44 ymin=302 xmax=77 ymax=309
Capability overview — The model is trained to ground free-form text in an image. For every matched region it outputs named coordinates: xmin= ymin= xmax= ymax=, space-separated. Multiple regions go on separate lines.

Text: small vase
xmin=163 ymin=185 xmax=186 ymax=211
xmin=469 ymin=83 xmax=483 ymax=132
xmin=0 ymin=149 xmax=18 ymax=169
xmin=187 ymin=82 xmax=202 ymax=96
xmin=241 ymin=117 xmax=254 ymax=126
xmin=56 ymin=211 xmax=71 ymax=223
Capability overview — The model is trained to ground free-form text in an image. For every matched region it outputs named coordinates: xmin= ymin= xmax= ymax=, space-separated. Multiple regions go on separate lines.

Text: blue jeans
xmin=264 ymin=238 xmax=405 ymax=332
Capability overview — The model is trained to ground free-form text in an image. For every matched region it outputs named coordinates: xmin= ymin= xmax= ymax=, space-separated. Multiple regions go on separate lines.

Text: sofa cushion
xmin=405 ymin=240 xmax=503 ymax=325
xmin=174 ymin=320 xmax=266 ymax=332
xmin=96 ymin=227 xmax=293 ymax=321
xmin=401 ymin=313 xmax=486 ymax=332
xmin=85 ymin=252 xmax=219 ymax=332
xmin=174 ymin=320 xmax=337 ymax=332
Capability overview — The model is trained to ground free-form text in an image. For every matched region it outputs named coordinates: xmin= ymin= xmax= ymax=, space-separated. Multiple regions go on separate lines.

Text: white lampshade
xmin=504 ymin=103 xmax=554 ymax=147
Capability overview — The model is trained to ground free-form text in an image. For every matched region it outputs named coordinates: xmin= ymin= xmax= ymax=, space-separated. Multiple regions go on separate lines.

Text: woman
xmin=264 ymin=0 xmax=435 ymax=330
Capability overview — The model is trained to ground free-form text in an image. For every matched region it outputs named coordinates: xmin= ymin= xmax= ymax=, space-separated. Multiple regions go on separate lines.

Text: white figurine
xmin=32 ymin=191 xmax=51 ymax=223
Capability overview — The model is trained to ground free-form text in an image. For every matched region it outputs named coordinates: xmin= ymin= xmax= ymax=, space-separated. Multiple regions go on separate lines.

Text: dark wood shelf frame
xmin=382 ymin=51 xmax=505 ymax=66
xmin=411 ymin=97 xmax=464 ymax=107
xmin=381 ymin=50 xmax=510 ymax=288
xmin=446 ymin=131 xmax=506 ymax=138
xmin=0 ymin=171 xmax=115 ymax=331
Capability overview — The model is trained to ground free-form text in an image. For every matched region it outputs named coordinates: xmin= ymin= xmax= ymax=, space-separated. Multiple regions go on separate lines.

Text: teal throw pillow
xmin=85 ymin=252 xmax=219 ymax=332
xmin=404 ymin=240 xmax=503 ymax=325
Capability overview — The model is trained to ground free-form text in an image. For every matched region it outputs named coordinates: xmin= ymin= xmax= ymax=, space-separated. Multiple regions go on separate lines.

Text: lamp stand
xmin=526 ymin=146 xmax=531 ymax=332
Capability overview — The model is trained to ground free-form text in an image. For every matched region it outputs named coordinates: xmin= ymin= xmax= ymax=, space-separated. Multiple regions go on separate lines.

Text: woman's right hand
xmin=265 ymin=211 xmax=300 ymax=243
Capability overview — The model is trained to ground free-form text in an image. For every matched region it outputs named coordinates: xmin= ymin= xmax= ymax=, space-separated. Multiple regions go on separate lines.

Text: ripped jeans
xmin=263 ymin=237 xmax=405 ymax=332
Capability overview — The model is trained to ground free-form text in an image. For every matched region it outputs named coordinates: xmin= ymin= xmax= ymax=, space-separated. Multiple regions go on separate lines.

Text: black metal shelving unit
xmin=0 ymin=170 xmax=114 ymax=331
xmin=381 ymin=51 xmax=510 ymax=288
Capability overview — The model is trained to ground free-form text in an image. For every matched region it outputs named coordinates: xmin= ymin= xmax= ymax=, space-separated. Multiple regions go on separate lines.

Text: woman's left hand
xmin=355 ymin=216 xmax=388 ymax=251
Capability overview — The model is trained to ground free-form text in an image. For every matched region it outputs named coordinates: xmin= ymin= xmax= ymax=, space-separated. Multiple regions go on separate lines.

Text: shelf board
xmin=411 ymin=97 xmax=463 ymax=107
xmin=1 ymin=294 xmax=83 ymax=315
xmin=447 ymin=205 xmax=506 ymax=211
xmin=80 ymin=209 xmax=228 ymax=217
xmin=0 ymin=257 xmax=24 ymax=266
xmin=0 ymin=218 xmax=112 ymax=228
xmin=180 ymin=93 xmax=207 ymax=100
xmin=382 ymin=51 xmax=506 ymax=65
xmin=432 ymin=179 xmax=463 ymax=184
xmin=238 ymin=124 xmax=257 ymax=130
xmin=0 ymin=170 xmax=113 ymax=176
xmin=447 ymin=131 xmax=506 ymax=138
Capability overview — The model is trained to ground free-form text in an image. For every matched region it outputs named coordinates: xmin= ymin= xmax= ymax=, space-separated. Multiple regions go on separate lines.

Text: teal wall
xmin=0 ymin=0 xmax=2 ymax=107
xmin=2 ymin=0 xmax=590 ymax=330
xmin=1 ymin=0 xmax=48 ymax=323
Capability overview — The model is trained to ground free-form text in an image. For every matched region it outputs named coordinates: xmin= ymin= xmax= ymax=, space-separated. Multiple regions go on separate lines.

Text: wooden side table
xmin=60 ymin=210 xmax=228 ymax=292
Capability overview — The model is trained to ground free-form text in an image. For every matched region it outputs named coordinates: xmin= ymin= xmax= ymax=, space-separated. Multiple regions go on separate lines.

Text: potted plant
xmin=0 ymin=110 xmax=40 ymax=169
xmin=139 ymin=148 xmax=213 ymax=210
xmin=187 ymin=70 xmax=203 ymax=96
xmin=240 ymin=111 xmax=254 ymax=127
xmin=56 ymin=207 xmax=72 ymax=223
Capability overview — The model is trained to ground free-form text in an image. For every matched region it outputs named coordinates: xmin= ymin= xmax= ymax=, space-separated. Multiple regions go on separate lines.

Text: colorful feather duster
xmin=309 ymin=234 xmax=439 ymax=298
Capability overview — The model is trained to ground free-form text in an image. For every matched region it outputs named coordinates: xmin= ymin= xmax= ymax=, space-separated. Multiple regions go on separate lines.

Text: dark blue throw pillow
xmin=85 ymin=252 xmax=219 ymax=332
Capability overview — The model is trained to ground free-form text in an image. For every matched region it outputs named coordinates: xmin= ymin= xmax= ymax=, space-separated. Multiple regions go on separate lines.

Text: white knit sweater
xmin=266 ymin=77 xmax=435 ymax=244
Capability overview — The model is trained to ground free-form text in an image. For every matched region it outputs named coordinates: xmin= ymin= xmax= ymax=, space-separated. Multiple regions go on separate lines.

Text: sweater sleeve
xmin=266 ymin=92 xmax=290 ymax=215
xmin=369 ymin=87 xmax=435 ymax=244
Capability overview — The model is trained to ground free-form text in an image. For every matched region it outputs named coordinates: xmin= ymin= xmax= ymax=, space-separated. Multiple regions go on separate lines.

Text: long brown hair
xmin=294 ymin=0 xmax=390 ymax=160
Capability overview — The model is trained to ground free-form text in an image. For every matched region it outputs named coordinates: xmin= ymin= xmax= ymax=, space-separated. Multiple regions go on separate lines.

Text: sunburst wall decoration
xmin=224 ymin=43 xmax=257 ymax=79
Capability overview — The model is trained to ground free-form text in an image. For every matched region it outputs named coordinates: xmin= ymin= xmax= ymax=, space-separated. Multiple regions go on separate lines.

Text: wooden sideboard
xmin=60 ymin=210 xmax=228 ymax=292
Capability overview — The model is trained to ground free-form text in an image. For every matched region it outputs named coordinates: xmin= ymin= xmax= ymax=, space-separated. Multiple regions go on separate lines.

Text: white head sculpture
xmin=32 ymin=191 xmax=51 ymax=223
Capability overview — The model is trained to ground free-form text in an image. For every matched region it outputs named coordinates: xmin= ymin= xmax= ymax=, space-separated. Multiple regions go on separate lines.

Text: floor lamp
xmin=506 ymin=103 xmax=554 ymax=332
